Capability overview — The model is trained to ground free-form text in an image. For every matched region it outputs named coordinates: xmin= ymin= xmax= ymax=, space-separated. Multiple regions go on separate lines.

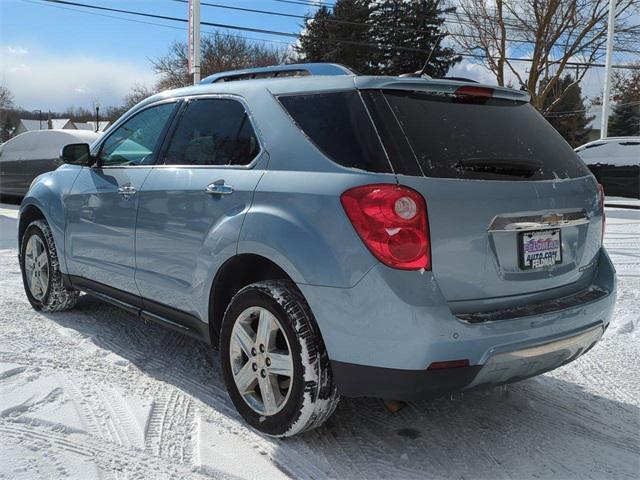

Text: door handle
xmin=117 ymin=185 xmax=137 ymax=200
xmin=205 ymin=180 xmax=234 ymax=196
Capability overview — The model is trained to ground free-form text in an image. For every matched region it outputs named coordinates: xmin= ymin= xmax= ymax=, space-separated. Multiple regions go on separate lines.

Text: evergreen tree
xmin=608 ymin=69 xmax=640 ymax=136
xmin=296 ymin=1 xmax=373 ymax=74
xmin=609 ymin=92 xmax=640 ymax=136
xmin=296 ymin=0 xmax=459 ymax=76
xmin=368 ymin=0 xmax=460 ymax=76
xmin=543 ymin=75 xmax=592 ymax=148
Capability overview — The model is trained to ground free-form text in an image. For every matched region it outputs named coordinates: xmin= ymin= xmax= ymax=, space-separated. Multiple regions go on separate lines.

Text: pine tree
xmin=296 ymin=0 xmax=459 ymax=76
xmin=296 ymin=1 xmax=373 ymax=74
xmin=368 ymin=0 xmax=460 ymax=76
xmin=608 ymin=92 xmax=640 ymax=137
xmin=543 ymin=75 xmax=593 ymax=148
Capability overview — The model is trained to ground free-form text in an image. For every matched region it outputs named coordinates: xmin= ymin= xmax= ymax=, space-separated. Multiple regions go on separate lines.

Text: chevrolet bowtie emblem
xmin=542 ymin=213 xmax=564 ymax=224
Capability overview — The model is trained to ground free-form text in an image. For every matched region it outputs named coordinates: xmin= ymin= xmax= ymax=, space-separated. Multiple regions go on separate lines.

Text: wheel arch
xmin=18 ymin=203 xmax=47 ymax=249
xmin=209 ymin=253 xmax=296 ymax=342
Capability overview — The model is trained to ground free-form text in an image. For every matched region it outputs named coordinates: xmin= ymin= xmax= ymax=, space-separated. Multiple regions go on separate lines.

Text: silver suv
xmin=19 ymin=63 xmax=616 ymax=436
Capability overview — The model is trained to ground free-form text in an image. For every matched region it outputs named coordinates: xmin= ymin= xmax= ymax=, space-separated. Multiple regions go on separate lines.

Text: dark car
xmin=0 ymin=129 xmax=101 ymax=200
xmin=576 ymin=137 xmax=640 ymax=199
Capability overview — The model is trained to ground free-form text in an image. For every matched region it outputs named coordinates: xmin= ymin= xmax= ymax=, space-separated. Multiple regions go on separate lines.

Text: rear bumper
xmin=331 ymin=325 xmax=604 ymax=400
xmin=299 ymin=248 xmax=616 ymax=398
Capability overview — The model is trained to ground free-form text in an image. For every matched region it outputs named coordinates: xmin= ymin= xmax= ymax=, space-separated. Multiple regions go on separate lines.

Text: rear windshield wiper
xmin=454 ymin=158 xmax=543 ymax=178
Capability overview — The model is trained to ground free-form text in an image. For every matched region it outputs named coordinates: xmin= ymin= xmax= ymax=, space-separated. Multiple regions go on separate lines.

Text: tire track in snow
xmin=0 ymin=420 xmax=225 ymax=480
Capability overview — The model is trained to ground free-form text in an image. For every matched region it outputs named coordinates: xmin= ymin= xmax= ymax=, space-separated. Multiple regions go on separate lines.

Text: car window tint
xmin=163 ymin=98 xmax=259 ymax=166
xmin=99 ymin=103 xmax=175 ymax=167
xmin=377 ymin=90 xmax=590 ymax=180
xmin=278 ymin=91 xmax=391 ymax=173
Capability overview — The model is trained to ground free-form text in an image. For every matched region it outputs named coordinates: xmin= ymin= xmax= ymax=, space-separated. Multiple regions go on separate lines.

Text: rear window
xmin=373 ymin=90 xmax=591 ymax=180
xmin=278 ymin=91 xmax=391 ymax=173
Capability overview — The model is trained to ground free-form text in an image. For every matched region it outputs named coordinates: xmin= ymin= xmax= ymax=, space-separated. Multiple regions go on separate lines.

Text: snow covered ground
xmin=0 ymin=202 xmax=638 ymax=480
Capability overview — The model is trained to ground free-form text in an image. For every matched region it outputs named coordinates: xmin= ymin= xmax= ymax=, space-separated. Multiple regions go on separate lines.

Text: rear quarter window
xmin=277 ymin=91 xmax=391 ymax=173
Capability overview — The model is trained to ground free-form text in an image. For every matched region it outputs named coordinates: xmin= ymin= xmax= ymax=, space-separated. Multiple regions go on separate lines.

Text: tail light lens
xmin=598 ymin=183 xmax=606 ymax=244
xmin=341 ymin=184 xmax=430 ymax=270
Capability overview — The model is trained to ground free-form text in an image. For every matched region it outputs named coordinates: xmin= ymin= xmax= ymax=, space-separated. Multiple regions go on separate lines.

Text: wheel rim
xmin=24 ymin=235 xmax=49 ymax=301
xmin=229 ymin=306 xmax=294 ymax=416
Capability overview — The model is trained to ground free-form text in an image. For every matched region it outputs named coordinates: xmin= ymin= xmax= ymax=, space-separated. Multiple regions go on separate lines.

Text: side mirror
xmin=60 ymin=143 xmax=92 ymax=165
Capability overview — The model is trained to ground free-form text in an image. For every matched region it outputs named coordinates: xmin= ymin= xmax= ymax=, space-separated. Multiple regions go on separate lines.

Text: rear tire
xmin=220 ymin=280 xmax=339 ymax=437
xmin=20 ymin=219 xmax=79 ymax=312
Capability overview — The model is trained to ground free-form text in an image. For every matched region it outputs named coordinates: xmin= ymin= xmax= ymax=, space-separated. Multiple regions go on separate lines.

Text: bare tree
xmin=0 ymin=85 xmax=14 ymax=110
xmin=453 ymin=0 xmax=639 ymax=111
xmin=153 ymin=32 xmax=291 ymax=91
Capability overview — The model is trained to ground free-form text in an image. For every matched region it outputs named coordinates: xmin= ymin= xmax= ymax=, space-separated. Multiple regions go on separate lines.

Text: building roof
xmin=18 ymin=119 xmax=46 ymax=131
xmin=74 ymin=122 xmax=93 ymax=130
xmin=85 ymin=121 xmax=110 ymax=132
xmin=50 ymin=118 xmax=73 ymax=129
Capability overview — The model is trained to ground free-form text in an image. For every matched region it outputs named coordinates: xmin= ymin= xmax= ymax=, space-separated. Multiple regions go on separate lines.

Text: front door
xmin=65 ymin=101 xmax=178 ymax=294
xmin=135 ymin=97 xmax=265 ymax=319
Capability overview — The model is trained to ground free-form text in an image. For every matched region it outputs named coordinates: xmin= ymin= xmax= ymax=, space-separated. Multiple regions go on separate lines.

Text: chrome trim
xmin=488 ymin=210 xmax=590 ymax=232
xmin=468 ymin=326 xmax=603 ymax=388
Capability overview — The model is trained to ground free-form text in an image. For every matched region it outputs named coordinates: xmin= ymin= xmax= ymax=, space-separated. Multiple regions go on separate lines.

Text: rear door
xmin=135 ymin=96 xmax=265 ymax=317
xmin=362 ymin=89 xmax=602 ymax=303
xmin=65 ymin=101 xmax=178 ymax=294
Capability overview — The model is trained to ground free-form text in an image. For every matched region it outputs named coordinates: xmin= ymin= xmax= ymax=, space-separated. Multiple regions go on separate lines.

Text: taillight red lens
xmin=598 ymin=183 xmax=606 ymax=244
xmin=341 ymin=184 xmax=430 ymax=270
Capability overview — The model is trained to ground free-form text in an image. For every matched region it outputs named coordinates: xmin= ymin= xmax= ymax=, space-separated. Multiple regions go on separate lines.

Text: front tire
xmin=220 ymin=280 xmax=339 ymax=437
xmin=20 ymin=219 xmax=79 ymax=312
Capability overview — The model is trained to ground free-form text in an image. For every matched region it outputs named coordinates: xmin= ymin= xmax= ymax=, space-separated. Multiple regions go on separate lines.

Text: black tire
xmin=20 ymin=219 xmax=79 ymax=312
xmin=220 ymin=280 xmax=339 ymax=437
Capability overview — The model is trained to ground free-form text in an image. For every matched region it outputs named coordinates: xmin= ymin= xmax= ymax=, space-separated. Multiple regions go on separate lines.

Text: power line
xmin=172 ymin=0 xmax=638 ymax=55
xmin=35 ymin=0 xmax=640 ymax=70
xmin=24 ymin=0 xmax=292 ymax=44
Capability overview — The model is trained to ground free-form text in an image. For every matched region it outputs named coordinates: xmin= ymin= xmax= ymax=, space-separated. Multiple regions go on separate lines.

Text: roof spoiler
xmin=200 ymin=63 xmax=356 ymax=84
xmin=354 ymin=77 xmax=531 ymax=103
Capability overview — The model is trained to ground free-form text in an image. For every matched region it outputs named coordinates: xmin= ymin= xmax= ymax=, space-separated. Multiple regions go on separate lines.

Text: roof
xmin=0 ymin=129 xmax=101 ymax=161
xmin=74 ymin=122 xmax=94 ymax=130
xmin=50 ymin=118 xmax=72 ymax=129
xmin=200 ymin=63 xmax=355 ymax=84
xmin=18 ymin=119 xmax=46 ymax=131
xmin=138 ymin=70 xmax=529 ymax=112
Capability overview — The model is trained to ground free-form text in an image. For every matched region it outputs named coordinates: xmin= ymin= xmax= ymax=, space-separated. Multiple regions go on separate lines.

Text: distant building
xmin=73 ymin=122 xmax=94 ymax=131
xmin=84 ymin=121 xmax=111 ymax=132
xmin=15 ymin=118 xmax=75 ymax=135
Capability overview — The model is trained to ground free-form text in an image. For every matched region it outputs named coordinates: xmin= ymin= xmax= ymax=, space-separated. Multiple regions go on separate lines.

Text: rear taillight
xmin=341 ymin=184 xmax=430 ymax=270
xmin=598 ymin=183 xmax=606 ymax=244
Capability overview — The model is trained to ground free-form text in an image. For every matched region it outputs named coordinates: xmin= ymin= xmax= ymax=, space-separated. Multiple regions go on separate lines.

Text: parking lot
xmin=0 ymin=202 xmax=638 ymax=479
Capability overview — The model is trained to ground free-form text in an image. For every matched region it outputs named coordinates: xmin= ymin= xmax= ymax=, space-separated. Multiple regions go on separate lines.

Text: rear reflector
xmin=427 ymin=359 xmax=470 ymax=370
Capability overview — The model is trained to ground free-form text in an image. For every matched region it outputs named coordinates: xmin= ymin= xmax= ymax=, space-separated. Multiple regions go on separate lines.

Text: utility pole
xmin=600 ymin=0 xmax=616 ymax=139
xmin=94 ymin=101 xmax=100 ymax=133
xmin=33 ymin=110 xmax=42 ymax=130
xmin=188 ymin=0 xmax=201 ymax=85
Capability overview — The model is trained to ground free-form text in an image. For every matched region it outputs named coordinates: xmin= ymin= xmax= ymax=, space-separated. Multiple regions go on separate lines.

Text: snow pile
xmin=0 ymin=204 xmax=638 ymax=479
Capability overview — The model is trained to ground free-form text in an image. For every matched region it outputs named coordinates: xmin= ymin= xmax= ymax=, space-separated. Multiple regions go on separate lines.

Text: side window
xmin=277 ymin=91 xmax=391 ymax=173
xmin=163 ymin=98 xmax=260 ymax=166
xmin=99 ymin=103 xmax=176 ymax=167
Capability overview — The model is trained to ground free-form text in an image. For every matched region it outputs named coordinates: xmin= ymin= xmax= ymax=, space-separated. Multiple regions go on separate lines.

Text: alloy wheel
xmin=229 ymin=306 xmax=294 ymax=416
xmin=24 ymin=235 xmax=49 ymax=301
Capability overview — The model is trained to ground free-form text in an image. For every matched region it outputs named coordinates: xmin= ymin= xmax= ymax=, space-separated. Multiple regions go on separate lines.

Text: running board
xmin=66 ymin=275 xmax=211 ymax=344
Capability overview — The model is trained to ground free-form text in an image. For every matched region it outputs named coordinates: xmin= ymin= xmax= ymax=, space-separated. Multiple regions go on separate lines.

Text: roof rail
xmin=200 ymin=63 xmax=355 ymax=84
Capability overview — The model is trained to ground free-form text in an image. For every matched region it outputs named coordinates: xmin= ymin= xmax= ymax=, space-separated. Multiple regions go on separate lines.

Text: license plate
xmin=519 ymin=229 xmax=562 ymax=270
